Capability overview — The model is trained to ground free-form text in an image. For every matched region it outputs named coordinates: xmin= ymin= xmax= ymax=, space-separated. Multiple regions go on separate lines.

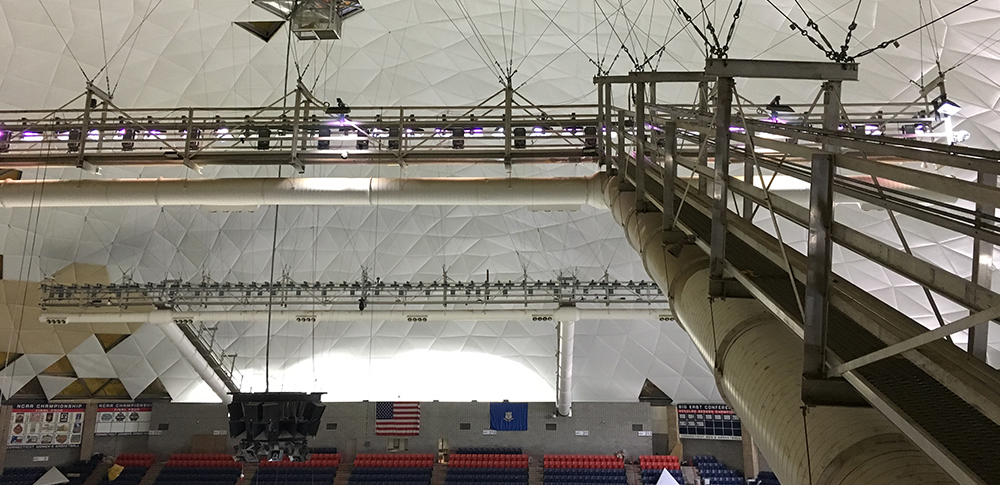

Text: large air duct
xmin=0 ymin=176 xmax=607 ymax=209
xmin=149 ymin=313 xmax=233 ymax=404
xmin=555 ymin=309 xmax=577 ymax=417
xmin=603 ymin=180 xmax=954 ymax=484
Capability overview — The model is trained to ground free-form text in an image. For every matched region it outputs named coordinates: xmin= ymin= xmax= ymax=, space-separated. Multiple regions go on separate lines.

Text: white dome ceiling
xmin=0 ymin=0 xmax=997 ymax=403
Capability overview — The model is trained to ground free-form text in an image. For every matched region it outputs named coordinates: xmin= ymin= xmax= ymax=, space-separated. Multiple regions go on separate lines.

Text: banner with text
xmin=8 ymin=403 xmax=86 ymax=448
xmin=95 ymin=403 xmax=153 ymax=436
xmin=677 ymin=404 xmax=741 ymax=440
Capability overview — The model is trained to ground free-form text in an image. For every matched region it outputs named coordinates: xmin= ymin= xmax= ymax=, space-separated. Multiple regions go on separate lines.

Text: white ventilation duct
xmin=0 ymin=176 xmax=607 ymax=209
xmin=148 ymin=312 xmax=233 ymax=404
xmin=603 ymin=179 xmax=954 ymax=484
xmin=555 ymin=314 xmax=576 ymax=417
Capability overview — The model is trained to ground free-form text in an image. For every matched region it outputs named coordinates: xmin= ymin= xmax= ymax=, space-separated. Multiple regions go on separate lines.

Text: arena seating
xmin=754 ymin=471 xmax=780 ymax=485
xmin=155 ymin=454 xmax=241 ymax=485
xmin=348 ymin=454 xmax=433 ymax=485
xmin=0 ymin=467 xmax=47 ymax=485
xmin=452 ymin=447 xmax=522 ymax=455
xmin=638 ymin=455 xmax=682 ymax=485
xmin=446 ymin=453 xmax=528 ymax=485
xmin=543 ymin=455 xmax=625 ymax=485
xmin=692 ymin=456 xmax=741 ymax=485
xmin=99 ymin=454 xmax=156 ymax=485
xmin=59 ymin=454 xmax=103 ymax=485
xmin=253 ymin=453 xmax=340 ymax=485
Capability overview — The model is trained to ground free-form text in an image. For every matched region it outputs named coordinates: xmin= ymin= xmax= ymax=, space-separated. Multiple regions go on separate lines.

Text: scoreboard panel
xmin=677 ymin=404 xmax=741 ymax=440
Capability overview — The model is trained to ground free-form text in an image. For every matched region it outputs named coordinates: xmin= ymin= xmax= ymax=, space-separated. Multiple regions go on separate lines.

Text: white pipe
xmin=556 ymin=318 xmax=575 ymax=417
xmin=150 ymin=316 xmax=233 ymax=404
xmin=603 ymin=179 xmax=954 ymax=484
xmin=0 ymin=175 xmax=607 ymax=209
xmin=41 ymin=307 xmax=670 ymax=325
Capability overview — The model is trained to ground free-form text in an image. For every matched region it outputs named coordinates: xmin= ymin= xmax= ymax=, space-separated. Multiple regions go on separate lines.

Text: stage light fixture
xmin=932 ymin=95 xmax=961 ymax=118
xmin=452 ymin=128 xmax=464 ymax=149
xmin=513 ymin=127 xmax=526 ymax=149
xmin=318 ymin=125 xmax=331 ymax=150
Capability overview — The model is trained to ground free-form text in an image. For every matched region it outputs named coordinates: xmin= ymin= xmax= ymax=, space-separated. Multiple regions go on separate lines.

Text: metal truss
xmin=40 ymin=275 xmax=667 ymax=312
xmin=0 ymin=83 xmax=599 ymax=172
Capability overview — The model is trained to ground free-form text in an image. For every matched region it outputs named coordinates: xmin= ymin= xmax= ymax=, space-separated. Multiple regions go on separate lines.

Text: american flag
xmin=375 ymin=402 xmax=420 ymax=436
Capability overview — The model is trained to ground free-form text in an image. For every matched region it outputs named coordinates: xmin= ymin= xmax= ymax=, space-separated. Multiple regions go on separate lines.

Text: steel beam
xmin=635 ymin=81 xmax=647 ymax=212
xmin=822 ymin=80 xmax=842 ymax=152
xmin=708 ymin=77 xmax=733 ymax=297
xmin=803 ymin=153 xmax=835 ymax=380
xmin=831 ymin=305 xmax=1000 ymax=377
xmin=704 ymin=59 xmax=859 ymax=81
xmin=662 ymin=121 xmax=677 ymax=231
xmin=970 ymin=171 xmax=997 ymax=361
xmin=593 ymin=71 xmax=707 ymax=85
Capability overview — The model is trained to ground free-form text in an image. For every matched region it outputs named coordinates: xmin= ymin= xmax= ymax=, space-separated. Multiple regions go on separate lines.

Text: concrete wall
xmin=4 ymin=401 xmax=657 ymax=466
xmin=311 ymin=402 xmax=653 ymax=459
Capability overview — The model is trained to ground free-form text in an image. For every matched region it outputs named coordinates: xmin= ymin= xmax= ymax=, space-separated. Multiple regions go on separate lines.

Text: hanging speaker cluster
xmin=228 ymin=392 xmax=326 ymax=462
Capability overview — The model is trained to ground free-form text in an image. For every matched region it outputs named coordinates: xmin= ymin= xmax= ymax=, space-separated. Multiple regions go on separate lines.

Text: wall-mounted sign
xmin=637 ymin=430 xmax=653 ymax=437
xmin=8 ymin=403 xmax=86 ymax=448
xmin=482 ymin=429 xmax=497 ymax=436
xmin=94 ymin=403 xmax=152 ymax=436
xmin=574 ymin=430 xmax=589 ymax=436
xmin=677 ymin=404 xmax=741 ymax=441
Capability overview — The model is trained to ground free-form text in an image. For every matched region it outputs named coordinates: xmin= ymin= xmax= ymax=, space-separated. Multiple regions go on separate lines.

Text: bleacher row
xmin=446 ymin=451 xmax=528 ymax=485
xmin=2 ymin=450 xmax=773 ymax=485
xmin=693 ymin=456 xmax=742 ymax=485
xmin=638 ymin=455 xmax=683 ymax=485
xmin=542 ymin=455 xmax=625 ymax=485
xmin=253 ymin=454 xmax=340 ymax=485
xmin=348 ymin=454 xmax=433 ymax=485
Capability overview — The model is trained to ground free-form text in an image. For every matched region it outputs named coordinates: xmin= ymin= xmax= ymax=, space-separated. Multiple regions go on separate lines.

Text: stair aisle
xmin=527 ymin=462 xmax=544 ymax=485
xmin=81 ymin=463 xmax=110 ymax=485
xmin=625 ymin=464 xmax=641 ymax=485
xmin=332 ymin=463 xmax=352 ymax=485
xmin=137 ymin=463 xmax=163 ymax=485
xmin=234 ymin=464 xmax=257 ymax=485
xmin=430 ymin=463 xmax=447 ymax=485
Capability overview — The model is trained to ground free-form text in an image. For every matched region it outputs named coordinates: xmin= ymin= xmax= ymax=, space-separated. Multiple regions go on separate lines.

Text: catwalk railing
xmin=39 ymin=276 xmax=667 ymax=311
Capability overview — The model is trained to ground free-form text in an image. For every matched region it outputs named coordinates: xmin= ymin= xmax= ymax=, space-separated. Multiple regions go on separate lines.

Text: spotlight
xmin=358 ymin=298 xmax=367 ymax=311
xmin=388 ymin=127 xmax=400 ymax=150
xmin=451 ymin=128 xmax=464 ymax=149
xmin=584 ymin=126 xmax=597 ymax=149
xmin=513 ymin=127 xmax=526 ymax=149
xmin=356 ymin=137 xmax=369 ymax=150
xmin=256 ymin=127 xmax=271 ymax=150
xmin=932 ymin=95 xmax=961 ymax=118
xmin=326 ymin=98 xmax=350 ymax=115
xmin=67 ymin=129 xmax=82 ymax=152
xmin=317 ymin=125 xmax=331 ymax=150
xmin=0 ymin=125 xmax=10 ymax=153
xmin=767 ymin=95 xmax=794 ymax=120
xmin=121 ymin=127 xmax=136 ymax=152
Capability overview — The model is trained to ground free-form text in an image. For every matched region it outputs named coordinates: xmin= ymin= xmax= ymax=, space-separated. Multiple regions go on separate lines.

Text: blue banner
xmin=490 ymin=402 xmax=528 ymax=431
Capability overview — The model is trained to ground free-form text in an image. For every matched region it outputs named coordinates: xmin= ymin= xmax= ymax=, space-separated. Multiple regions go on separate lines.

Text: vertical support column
xmin=741 ymin=428 xmax=760 ymax=480
xmin=662 ymin=121 xmax=678 ymax=231
xmin=708 ymin=77 xmax=734 ymax=297
xmin=555 ymin=319 xmax=576 ymax=417
xmin=77 ymin=89 xmax=95 ymax=170
xmin=822 ymin=81 xmax=842 ymax=152
xmin=504 ymin=82 xmax=513 ymax=163
xmin=742 ymin=123 xmax=754 ymax=221
xmin=634 ymin=82 xmax=647 ymax=212
xmin=649 ymin=82 xmax=658 ymax=156
xmin=802 ymin=153 xmax=835 ymax=380
xmin=597 ymin=82 xmax=605 ymax=166
xmin=290 ymin=88 xmax=305 ymax=173
xmin=697 ymin=80 xmax=711 ymax=194
xmin=970 ymin=171 xmax=997 ymax=361
xmin=617 ymin=109 xmax=627 ymax=187
xmin=0 ymin=405 xmax=10 ymax=468
xmin=79 ymin=402 xmax=98 ymax=460
xmin=604 ymin=83 xmax=614 ymax=169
